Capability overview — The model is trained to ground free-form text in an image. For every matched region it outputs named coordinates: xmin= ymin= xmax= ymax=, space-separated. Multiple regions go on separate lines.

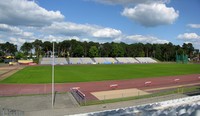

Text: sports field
xmin=0 ymin=63 xmax=200 ymax=84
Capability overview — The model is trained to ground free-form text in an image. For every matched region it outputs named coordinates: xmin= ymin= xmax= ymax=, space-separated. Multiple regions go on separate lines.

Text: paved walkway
xmin=26 ymin=94 xmax=187 ymax=116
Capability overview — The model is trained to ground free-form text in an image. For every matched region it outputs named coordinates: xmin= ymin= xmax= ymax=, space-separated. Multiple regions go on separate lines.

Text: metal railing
xmin=0 ymin=107 xmax=24 ymax=116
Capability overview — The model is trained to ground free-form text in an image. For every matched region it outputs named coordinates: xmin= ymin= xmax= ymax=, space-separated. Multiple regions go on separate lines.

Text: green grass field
xmin=0 ymin=63 xmax=200 ymax=84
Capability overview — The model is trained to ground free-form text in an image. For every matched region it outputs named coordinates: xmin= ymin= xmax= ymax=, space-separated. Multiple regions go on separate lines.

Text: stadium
xmin=0 ymin=56 xmax=200 ymax=116
xmin=0 ymin=0 xmax=200 ymax=116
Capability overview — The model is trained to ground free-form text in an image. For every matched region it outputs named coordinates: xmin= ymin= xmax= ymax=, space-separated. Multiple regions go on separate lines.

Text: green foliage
xmin=15 ymin=52 xmax=24 ymax=59
xmin=73 ymin=44 xmax=84 ymax=57
xmin=33 ymin=58 xmax=39 ymax=64
xmin=0 ymin=42 xmax=17 ymax=56
xmin=20 ymin=42 xmax=33 ymax=55
xmin=1 ymin=40 xmax=199 ymax=61
xmin=111 ymin=43 xmax=124 ymax=57
xmin=89 ymin=46 xmax=99 ymax=57
xmin=1 ymin=63 xmax=200 ymax=84
xmin=33 ymin=39 xmax=43 ymax=58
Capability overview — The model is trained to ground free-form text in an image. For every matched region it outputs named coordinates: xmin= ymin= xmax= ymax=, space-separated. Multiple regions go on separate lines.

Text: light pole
xmin=52 ymin=39 xmax=56 ymax=108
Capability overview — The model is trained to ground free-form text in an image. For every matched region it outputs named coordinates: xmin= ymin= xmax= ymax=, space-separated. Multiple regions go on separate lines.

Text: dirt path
xmin=0 ymin=74 xmax=199 ymax=98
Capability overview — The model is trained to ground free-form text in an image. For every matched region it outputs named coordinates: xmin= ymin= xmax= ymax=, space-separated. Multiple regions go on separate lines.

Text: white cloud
xmin=0 ymin=0 xmax=64 ymax=26
xmin=0 ymin=24 xmax=33 ymax=37
xmin=92 ymin=0 xmax=170 ymax=6
xmin=0 ymin=39 xmax=5 ymax=43
xmin=187 ymin=24 xmax=200 ymax=29
xmin=81 ymin=38 xmax=90 ymax=42
xmin=177 ymin=33 xmax=200 ymax=49
xmin=121 ymin=3 xmax=179 ymax=27
xmin=0 ymin=24 xmax=22 ymax=33
xmin=43 ymin=35 xmax=80 ymax=42
xmin=114 ymin=35 xmax=169 ymax=44
xmin=42 ymin=22 xmax=95 ymax=36
xmin=177 ymin=33 xmax=200 ymax=40
xmin=92 ymin=28 xmax=122 ymax=38
xmin=42 ymin=22 xmax=122 ymax=39
xmin=9 ymin=37 xmax=26 ymax=46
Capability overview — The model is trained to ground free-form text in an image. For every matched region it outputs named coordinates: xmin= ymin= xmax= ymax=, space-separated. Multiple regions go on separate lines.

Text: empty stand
xmin=136 ymin=57 xmax=157 ymax=63
xmin=104 ymin=57 xmax=117 ymax=64
xmin=93 ymin=57 xmax=107 ymax=64
xmin=80 ymin=57 xmax=94 ymax=64
xmin=40 ymin=57 xmax=157 ymax=65
xmin=116 ymin=57 xmax=139 ymax=64
xmin=69 ymin=58 xmax=82 ymax=64
xmin=40 ymin=57 xmax=68 ymax=65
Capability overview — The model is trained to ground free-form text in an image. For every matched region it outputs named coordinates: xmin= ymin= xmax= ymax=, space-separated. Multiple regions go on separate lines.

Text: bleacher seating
xmin=69 ymin=57 xmax=94 ymax=64
xmin=136 ymin=57 xmax=157 ymax=63
xmin=116 ymin=57 xmax=139 ymax=64
xmin=104 ymin=57 xmax=117 ymax=64
xmin=93 ymin=57 xmax=117 ymax=64
xmin=93 ymin=57 xmax=107 ymax=64
xmin=80 ymin=57 xmax=94 ymax=64
xmin=68 ymin=95 xmax=200 ymax=116
xmin=40 ymin=57 xmax=157 ymax=65
xmin=40 ymin=57 xmax=68 ymax=65
xmin=69 ymin=58 xmax=82 ymax=64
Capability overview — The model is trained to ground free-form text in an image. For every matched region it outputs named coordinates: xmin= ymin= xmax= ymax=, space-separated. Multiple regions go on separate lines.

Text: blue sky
xmin=0 ymin=0 xmax=200 ymax=49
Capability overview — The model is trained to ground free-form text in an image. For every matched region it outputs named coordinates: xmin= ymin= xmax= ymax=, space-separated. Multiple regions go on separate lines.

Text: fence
xmin=0 ymin=107 xmax=24 ymax=116
xmin=70 ymin=87 xmax=86 ymax=105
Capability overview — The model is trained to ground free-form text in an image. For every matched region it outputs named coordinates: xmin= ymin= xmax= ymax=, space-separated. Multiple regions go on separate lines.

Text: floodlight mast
xmin=52 ymin=39 xmax=56 ymax=108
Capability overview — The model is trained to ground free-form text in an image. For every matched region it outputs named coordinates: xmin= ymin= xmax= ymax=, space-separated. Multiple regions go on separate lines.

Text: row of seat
xmin=40 ymin=58 xmax=68 ymax=65
xmin=40 ymin=57 xmax=157 ymax=65
xmin=69 ymin=95 xmax=200 ymax=116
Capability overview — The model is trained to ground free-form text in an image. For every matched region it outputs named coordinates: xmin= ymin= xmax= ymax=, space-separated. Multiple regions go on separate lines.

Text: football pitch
xmin=0 ymin=63 xmax=200 ymax=84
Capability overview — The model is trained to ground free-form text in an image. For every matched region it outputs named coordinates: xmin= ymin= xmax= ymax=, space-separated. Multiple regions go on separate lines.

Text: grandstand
xmin=136 ymin=57 xmax=157 ymax=63
xmin=93 ymin=57 xmax=107 ymax=64
xmin=40 ymin=57 xmax=68 ymax=65
xmin=104 ymin=57 xmax=117 ymax=64
xmin=69 ymin=57 xmax=94 ymax=64
xmin=80 ymin=57 xmax=94 ymax=64
xmin=116 ymin=57 xmax=139 ymax=64
xmin=69 ymin=95 xmax=200 ymax=116
xmin=69 ymin=58 xmax=82 ymax=64
xmin=40 ymin=57 xmax=157 ymax=65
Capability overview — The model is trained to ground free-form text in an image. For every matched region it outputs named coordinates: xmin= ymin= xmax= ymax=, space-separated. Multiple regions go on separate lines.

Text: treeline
xmin=0 ymin=39 xmax=199 ymax=61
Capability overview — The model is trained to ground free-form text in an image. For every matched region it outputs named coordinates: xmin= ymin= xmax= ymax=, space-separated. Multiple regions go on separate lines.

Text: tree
xmin=153 ymin=44 xmax=162 ymax=60
xmin=42 ymin=41 xmax=52 ymax=57
xmin=1 ymin=42 xmax=17 ymax=56
xmin=135 ymin=43 xmax=145 ymax=57
xmin=15 ymin=52 xmax=24 ymax=59
xmin=20 ymin=42 xmax=32 ymax=56
xmin=33 ymin=39 xmax=43 ymax=58
xmin=100 ymin=43 xmax=112 ymax=57
xmin=182 ymin=43 xmax=194 ymax=58
xmin=144 ymin=43 xmax=152 ymax=57
xmin=73 ymin=45 xmax=84 ymax=57
xmin=60 ymin=40 xmax=71 ymax=57
xmin=89 ymin=46 xmax=99 ymax=57
xmin=69 ymin=39 xmax=80 ymax=57
xmin=110 ymin=43 xmax=125 ymax=57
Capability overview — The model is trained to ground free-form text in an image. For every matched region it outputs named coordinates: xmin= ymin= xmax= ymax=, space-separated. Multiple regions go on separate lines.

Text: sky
xmin=0 ymin=0 xmax=200 ymax=49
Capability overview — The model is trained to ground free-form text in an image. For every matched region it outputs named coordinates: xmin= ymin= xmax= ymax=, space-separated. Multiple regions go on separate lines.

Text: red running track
xmin=0 ymin=74 xmax=200 ymax=99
